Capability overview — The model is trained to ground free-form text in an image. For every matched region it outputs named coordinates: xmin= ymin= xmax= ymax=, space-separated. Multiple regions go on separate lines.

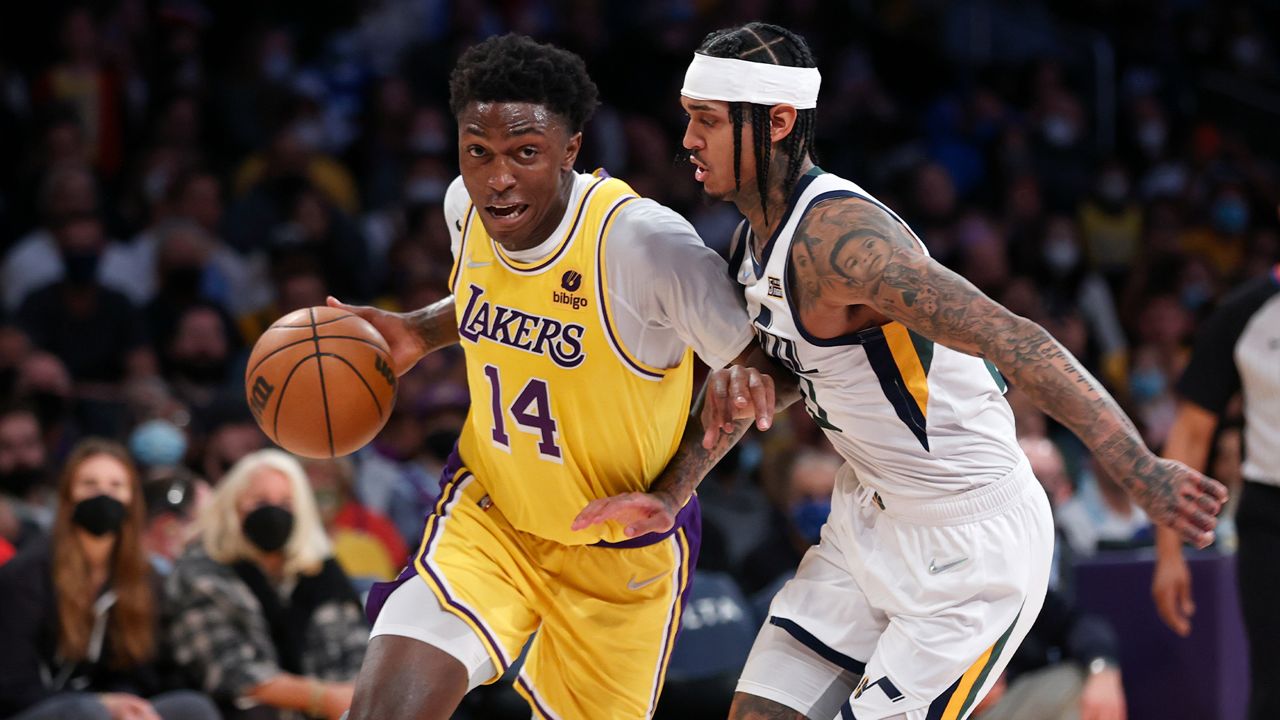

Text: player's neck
xmin=493 ymin=171 xmax=575 ymax=254
xmin=740 ymin=157 xmax=815 ymax=249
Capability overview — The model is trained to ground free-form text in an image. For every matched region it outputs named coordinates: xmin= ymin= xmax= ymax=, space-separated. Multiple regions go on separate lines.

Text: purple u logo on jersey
xmin=457 ymin=284 xmax=586 ymax=368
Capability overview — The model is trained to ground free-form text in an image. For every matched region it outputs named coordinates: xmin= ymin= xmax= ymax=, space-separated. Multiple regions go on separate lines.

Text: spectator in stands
xmin=2 ymin=164 xmax=103 ymax=312
xmin=973 ymin=589 xmax=1126 ymax=720
xmin=140 ymin=465 xmax=202 ymax=576
xmin=1023 ymin=436 xmax=1095 ymax=561
xmin=739 ymin=449 xmax=842 ymax=597
xmin=165 ymin=448 xmax=366 ymax=720
xmin=16 ymin=214 xmax=155 ymax=387
xmin=0 ymin=404 xmax=54 ymax=546
xmin=198 ymin=396 xmax=268 ymax=482
xmin=302 ymin=455 xmax=407 ymax=584
xmin=33 ymin=8 xmax=124 ymax=177
xmin=0 ymin=438 xmax=219 ymax=720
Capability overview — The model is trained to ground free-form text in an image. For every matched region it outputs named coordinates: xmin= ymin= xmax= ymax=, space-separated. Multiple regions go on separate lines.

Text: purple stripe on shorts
xmin=364 ymin=445 xmax=466 ymax=625
xmin=412 ymin=472 xmax=511 ymax=669
xmin=516 ymin=674 xmax=560 ymax=720
xmin=364 ymin=463 xmax=511 ymax=670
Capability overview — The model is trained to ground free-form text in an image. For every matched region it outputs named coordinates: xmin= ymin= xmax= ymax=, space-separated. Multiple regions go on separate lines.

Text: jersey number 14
xmin=483 ymin=364 xmax=563 ymax=462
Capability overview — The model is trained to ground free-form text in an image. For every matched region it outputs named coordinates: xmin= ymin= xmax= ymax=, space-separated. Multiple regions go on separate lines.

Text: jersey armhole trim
xmin=595 ymin=196 xmax=670 ymax=381
xmin=727 ymin=220 xmax=749 ymax=284
xmin=448 ymin=202 xmax=476 ymax=293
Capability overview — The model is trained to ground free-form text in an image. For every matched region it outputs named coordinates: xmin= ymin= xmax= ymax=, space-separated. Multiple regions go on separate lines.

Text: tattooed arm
xmin=789 ymin=197 xmax=1226 ymax=547
xmin=572 ymin=345 xmax=799 ymax=537
xmin=327 ymin=295 xmax=459 ymax=376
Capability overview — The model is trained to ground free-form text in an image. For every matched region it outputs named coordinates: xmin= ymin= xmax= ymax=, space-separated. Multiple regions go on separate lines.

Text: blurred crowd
xmin=1 ymin=1 xmax=1277 ymax=719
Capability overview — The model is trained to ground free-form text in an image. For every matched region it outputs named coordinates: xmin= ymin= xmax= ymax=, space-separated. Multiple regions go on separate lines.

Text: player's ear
xmin=563 ymin=131 xmax=583 ymax=171
xmin=769 ymin=104 xmax=798 ymax=144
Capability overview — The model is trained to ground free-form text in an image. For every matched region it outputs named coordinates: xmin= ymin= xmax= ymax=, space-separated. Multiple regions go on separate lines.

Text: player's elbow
xmin=981 ymin=313 xmax=1051 ymax=367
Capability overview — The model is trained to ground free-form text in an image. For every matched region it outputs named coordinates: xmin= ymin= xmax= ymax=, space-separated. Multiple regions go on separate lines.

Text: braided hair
xmin=695 ymin=23 xmax=819 ymax=224
xmin=449 ymin=34 xmax=600 ymax=133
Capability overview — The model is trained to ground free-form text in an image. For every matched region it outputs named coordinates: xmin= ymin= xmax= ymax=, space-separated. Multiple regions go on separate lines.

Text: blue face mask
xmin=1212 ymin=198 xmax=1249 ymax=235
xmin=1130 ymin=368 xmax=1166 ymax=403
xmin=789 ymin=499 xmax=831 ymax=545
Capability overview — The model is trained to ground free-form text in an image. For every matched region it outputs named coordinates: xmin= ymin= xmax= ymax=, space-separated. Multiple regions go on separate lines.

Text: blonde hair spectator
xmin=197 ymin=448 xmax=330 ymax=579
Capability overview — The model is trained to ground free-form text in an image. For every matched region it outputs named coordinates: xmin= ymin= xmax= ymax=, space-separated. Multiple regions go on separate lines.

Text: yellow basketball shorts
xmin=367 ymin=460 xmax=700 ymax=720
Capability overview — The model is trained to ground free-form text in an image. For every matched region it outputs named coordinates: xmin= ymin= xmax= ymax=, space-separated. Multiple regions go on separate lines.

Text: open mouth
xmin=689 ymin=156 xmax=709 ymax=182
xmin=486 ymin=203 xmax=529 ymax=222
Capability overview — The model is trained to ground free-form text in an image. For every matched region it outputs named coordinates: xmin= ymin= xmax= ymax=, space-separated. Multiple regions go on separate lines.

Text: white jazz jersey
xmin=733 ymin=169 xmax=1024 ymax=499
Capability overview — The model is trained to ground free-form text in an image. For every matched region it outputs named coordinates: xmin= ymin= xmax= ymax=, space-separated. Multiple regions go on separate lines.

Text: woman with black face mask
xmin=164 ymin=449 xmax=366 ymax=720
xmin=0 ymin=439 xmax=220 ymax=720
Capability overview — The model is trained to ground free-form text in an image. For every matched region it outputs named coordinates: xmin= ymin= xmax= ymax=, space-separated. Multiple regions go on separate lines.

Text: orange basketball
xmin=245 ymin=306 xmax=397 ymax=458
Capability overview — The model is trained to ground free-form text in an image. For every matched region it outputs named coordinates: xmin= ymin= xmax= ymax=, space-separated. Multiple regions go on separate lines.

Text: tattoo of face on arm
xmin=790 ymin=199 xmax=911 ymax=311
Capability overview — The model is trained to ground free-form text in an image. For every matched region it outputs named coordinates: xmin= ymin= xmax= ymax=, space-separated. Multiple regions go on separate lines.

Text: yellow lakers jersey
xmin=448 ymin=175 xmax=694 ymax=545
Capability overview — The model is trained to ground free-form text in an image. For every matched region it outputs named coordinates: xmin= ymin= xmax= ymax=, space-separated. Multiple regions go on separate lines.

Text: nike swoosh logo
xmin=466 ymin=260 xmax=492 ymax=269
xmin=627 ymin=572 xmax=666 ymax=591
xmin=928 ymin=557 xmax=968 ymax=575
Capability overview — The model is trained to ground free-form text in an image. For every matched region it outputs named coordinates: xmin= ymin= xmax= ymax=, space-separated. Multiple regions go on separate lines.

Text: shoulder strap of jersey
xmin=448 ymin=200 xmax=477 ymax=293
xmin=727 ymin=220 xmax=749 ymax=284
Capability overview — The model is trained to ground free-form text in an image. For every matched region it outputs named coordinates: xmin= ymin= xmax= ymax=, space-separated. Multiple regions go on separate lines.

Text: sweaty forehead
xmin=459 ymin=101 xmax=566 ymax=137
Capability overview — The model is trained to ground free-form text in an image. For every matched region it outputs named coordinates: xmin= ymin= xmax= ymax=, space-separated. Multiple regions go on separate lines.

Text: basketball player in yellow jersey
xmin=332 ymin=35 xmax=775 ymax=720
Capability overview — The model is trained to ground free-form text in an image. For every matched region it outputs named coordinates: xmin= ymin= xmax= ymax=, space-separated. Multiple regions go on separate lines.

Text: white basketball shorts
xmin=737 ymin=460 xmax=1054 ymax=720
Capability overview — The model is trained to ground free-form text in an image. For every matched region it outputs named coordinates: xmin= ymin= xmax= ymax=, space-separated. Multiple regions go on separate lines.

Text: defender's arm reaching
xmin=713 ymin=196 xmax=1227 ymax=548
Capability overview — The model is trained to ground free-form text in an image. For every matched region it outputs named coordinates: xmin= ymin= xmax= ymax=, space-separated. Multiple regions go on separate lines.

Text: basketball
xmin=244 ymin=306 xmax=397 ymax=458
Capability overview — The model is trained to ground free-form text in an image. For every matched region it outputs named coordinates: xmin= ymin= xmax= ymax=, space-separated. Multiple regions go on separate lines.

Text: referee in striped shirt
xmin=1152 ymin=254 xmax=1280 ymax=720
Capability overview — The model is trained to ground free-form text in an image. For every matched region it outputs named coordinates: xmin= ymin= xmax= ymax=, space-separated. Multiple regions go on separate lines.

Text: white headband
xmin=681 ymin=53 xmax=821 ymax=109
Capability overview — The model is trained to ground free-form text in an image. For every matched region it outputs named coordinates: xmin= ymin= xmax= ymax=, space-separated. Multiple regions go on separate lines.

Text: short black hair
xmin=449 ymin=34 xmax=600 ymax=134
xmin=696 ymin=23 xmax=819 ymax=224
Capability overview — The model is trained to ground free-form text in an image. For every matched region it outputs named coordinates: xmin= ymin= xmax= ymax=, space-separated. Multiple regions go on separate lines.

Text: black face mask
xmin=163 ymin=265 xmax=204 ymax=295
xmin=172 ymin=356 xmax=228 ymax=385
xmin=422 ymin=429 xmax=459 ymax=461
xmin=0 ymin=465 xmax=46 ymax=498
xmin=72 ymin=494 xmax=127 ymax=536
xmin=242 ymin=504 xmax=294 ymax=553
xmin=63 ymin=251 xmax=101 ymax=286
xmin=28 ymin=391 xmax=71 ymax=428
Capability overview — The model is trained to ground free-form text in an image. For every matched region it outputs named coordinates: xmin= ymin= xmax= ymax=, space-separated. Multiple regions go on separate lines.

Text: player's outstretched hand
xmin=1135 ymin=458 xmax=1227 ymax=550
xmin=1152 ymin=551 xmax=1195 ymax=637
xmin=327 ymin=297 xmax=426 ymax=376
xmin=571 ymin=491 xmax=679 ymax=538
xmin=701 ymin=365 xmax=775 ymax=449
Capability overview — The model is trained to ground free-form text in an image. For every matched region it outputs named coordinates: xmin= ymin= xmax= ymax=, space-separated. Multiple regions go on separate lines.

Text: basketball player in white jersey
xmin=574 ymin=21 xmax=1228 ymax=720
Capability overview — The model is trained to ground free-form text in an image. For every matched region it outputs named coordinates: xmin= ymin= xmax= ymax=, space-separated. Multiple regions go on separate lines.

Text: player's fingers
xmin=728 ymin=366 xmax=750 ymax=408
xmin=1184 ymin=505 xmax=1217 ymax=533
xmin=625 ymin=513 xmax=672 ymax=538
xmin=748 ymin=371 xmax=773 ymax=430
xmin=710 ymin=369 xmax=729 ymax=404
xmin=1202 ymin=475 xmax=1229 ymax=503
xmin=1174 ymin=516 xmax=1214 ymax=550
xmin=1194 ymin=492 xmax=1222 ymax=516
xmin=326 ymin=295 xmax=348 ymax=310
xmin=570 ymin=499 xmax=611 ymax=530
xmin=1177 ymin=577 xmax=1196 ymax=619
